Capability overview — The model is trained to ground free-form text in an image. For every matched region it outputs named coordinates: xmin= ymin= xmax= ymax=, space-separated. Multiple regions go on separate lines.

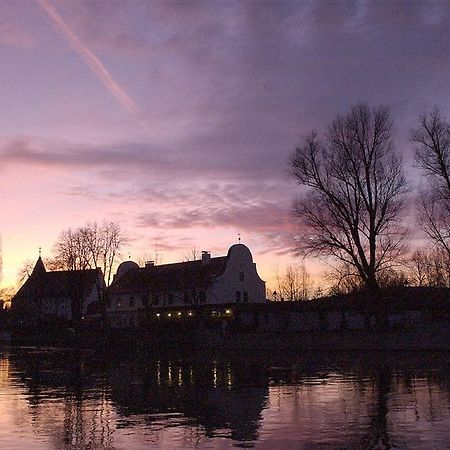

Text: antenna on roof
xmin=155 ymin=241 xmax=159 ymax=265
xmin=38 ymin=247 xmax=42 ymax=257
xmin=238 ymin=233 xmax=241 ymax=244
xmin=128 ymin=251 xmax=131 ymax=260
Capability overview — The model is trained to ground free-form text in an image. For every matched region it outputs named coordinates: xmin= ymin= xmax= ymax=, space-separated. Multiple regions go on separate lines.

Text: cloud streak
xmin=36 ymin=0 xmax=139 ymax=114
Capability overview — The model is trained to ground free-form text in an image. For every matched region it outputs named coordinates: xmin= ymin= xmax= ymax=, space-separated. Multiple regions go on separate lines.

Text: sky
xmin=1 ymin=0 xmax=450 ymax=292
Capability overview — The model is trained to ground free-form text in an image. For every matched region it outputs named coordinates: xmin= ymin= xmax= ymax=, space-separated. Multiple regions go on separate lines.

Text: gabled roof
xmin=109 ymin=257 xmax=228 ymax=295
xmin=13 ymin=258 xmax=102 ymax=303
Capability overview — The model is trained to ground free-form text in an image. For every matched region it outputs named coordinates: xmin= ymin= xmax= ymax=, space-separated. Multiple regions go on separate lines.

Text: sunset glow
xmin=1 ymin=1 xmax=449 ymax=292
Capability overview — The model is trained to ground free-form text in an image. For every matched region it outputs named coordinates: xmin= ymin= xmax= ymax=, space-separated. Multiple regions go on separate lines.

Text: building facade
xmin=11 ymin=257 xmax=104 ymax=324
xmin=106 ymin=243 xmax=266 ymax=328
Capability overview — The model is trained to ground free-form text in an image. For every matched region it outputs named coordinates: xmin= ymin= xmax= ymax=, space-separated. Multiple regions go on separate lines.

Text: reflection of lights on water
xmin=213 ymin=361 xmax=218 ymax=388
xmin=157 ymin=361 xmax=161 ymax=386
xmin=178 ymin=368 xmax=182 ymax=386
xmin=168 ymin=363 xmax=172 ymax=384
xmin=189 ymin=367 xmax=194 ymax=385
xmin=226 ymin=364 xmax=233 ymax=389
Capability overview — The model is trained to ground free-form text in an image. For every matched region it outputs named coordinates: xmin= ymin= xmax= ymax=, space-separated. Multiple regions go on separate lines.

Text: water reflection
xmin=1 ymin=348 xmax=450 ymax=448
xmin=3 ymin=348 xmax=114 ymax=449
xmin=107 ymin=355 xmax=268 ymax=444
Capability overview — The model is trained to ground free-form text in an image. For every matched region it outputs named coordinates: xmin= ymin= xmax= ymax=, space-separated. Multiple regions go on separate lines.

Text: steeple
xmin=32 ymin=256 xmax=46 ymax=277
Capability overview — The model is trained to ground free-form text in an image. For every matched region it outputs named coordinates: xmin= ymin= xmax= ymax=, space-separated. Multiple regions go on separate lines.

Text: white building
xmin=106 ymin=243 xmax=266 ymax=328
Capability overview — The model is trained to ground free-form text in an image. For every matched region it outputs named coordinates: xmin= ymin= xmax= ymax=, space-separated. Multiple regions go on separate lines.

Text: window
xmin=243 ymin=291 xmax=249 ymax=303
xmin=235 ymin=291 xmax=241 ymax=303
xmin=239 ymin=271 xmax=245 ymax=281
xmin=168 ymin=294 xmax=174 ymax=305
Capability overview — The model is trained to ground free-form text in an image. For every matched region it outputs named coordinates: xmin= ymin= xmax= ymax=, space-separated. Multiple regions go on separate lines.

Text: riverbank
xmin=4 ymin=286 xmax=450 ymax=352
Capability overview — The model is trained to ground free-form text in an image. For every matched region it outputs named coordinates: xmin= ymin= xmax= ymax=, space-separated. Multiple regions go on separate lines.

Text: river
xmin=1 ymin=346 xmax=450 ymax=449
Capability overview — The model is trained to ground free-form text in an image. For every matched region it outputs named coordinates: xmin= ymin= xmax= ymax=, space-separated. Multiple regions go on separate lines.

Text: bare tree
xmin=182 ymin=247 xmax=200 ymax=262
xmin=412 ymin=107 xmax=450 ymax=259
xmin=53 ymin=228 xmax=91 ymax=271
xmin=52 ymin=221 xmax=127 ymax=322
xmin=276 ymin=263 xmax=314 ymax=300
xmin=326 ymin=262 xmax=365 ymax=295
xmin=16 ymin=257 xmax=63 ymax=285
xmin=17 ymin=259 xmax=36 ymax=285
xmin=291 ymin=103 xmax=409 ymax=293
xmin=53 ymin=221 xmax=127 ymax=286
xmin=97 ymin=221 xmax=127 ymax=287
xmin=407 ymin=247 xmax=450 ymax=287
xmin=407 ymin=248 xmax=429 ymax=287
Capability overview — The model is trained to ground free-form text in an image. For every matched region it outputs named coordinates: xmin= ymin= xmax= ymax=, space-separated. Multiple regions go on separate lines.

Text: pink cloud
xmin=0 ymin=20 xmax=35 ymax=48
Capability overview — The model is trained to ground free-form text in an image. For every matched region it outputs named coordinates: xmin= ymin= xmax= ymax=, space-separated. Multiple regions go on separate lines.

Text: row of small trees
xmin=273 ymin=244 xmax=450 ymax=301
xmin=290 ymin=103 xmax=450 ymax=295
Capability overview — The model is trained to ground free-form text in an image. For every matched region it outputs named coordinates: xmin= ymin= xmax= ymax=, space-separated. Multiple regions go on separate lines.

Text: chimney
xmin=201 ymin=251 xmax=211 ymax=265
xmin=145 ymin=260 xmax=155 ymax=268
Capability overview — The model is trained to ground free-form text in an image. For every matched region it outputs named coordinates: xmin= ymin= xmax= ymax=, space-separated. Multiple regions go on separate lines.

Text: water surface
xmin=1 ymin=346 xmax=450 ymax=449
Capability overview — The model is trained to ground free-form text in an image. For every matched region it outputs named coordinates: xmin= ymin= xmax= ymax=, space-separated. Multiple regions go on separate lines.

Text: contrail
xmin=36 ymin=0 xmax=139 ymax=114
